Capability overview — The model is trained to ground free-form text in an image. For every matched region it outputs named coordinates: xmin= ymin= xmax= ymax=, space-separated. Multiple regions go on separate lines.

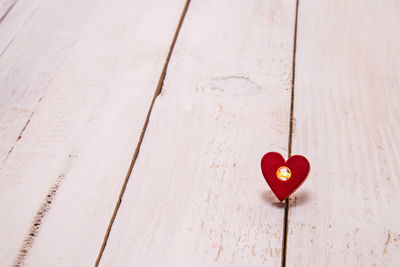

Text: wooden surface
xmin=0 ymin=0 xmax=92 ymax=163
xmin=287 ymin=0 xmax=400 ymax=266
xmin=0 ymin=0 xmax=186 ymax=265
xmin=0 ymin=0 xmax=99 ymax=264
xmin=99 ymin=0 xmax=295 ymax=265
xmin=0 ymin=0 xmax=399 ymax=266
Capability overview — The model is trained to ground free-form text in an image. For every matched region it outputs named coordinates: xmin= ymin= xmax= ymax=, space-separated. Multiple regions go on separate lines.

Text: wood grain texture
xmin=0 ymin=0 xmax=186 ymax=265
xmin=0 ymin=0 xmax=16 ymax=22
xmin=0 ymin=0 xmax=99 ymax=263
xmin=0 ymin=0 xmax=40 ymax=54
xmin=0 ymin=0 xmax=98 ymax=163
xmin=287 ymin=0 xmax=400 ymax=266
xmin=99 ymin=0 xmax=296 ymax=266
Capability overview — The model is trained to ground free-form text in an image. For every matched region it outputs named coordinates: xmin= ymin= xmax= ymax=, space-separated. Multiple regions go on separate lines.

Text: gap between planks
xmin=0 ymin=0 xmax=17 ymax=23
xmin=94 ymin=0 xmax=192 ymax=265
xmin=282 ymin=0 xmax=300 ymax=267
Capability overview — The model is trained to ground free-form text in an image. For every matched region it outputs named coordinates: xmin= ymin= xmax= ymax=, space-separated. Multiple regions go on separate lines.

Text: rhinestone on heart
xmin=276 ymin=166 xmax=291 ymax=181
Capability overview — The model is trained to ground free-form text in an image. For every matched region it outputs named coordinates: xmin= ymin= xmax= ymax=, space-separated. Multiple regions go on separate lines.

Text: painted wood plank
xmin=0 ymin=0 xmax=16 ymax=21
xmin=0 ymin=0 xmax=186 ymax=266
xmin=0 ymin=0 xmax=99 ymax=163
xmin=287 ymin=0 xmax=400 ymax=266
xmin=99 ymin=0 xmax=296 ymax=266
xmin=0 ymin=0 xmax=40 ymax=54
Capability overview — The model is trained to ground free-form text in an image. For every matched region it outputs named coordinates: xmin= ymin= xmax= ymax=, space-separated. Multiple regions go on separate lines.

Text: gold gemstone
xmin=276 ymin=166 xmax=291 ymax=181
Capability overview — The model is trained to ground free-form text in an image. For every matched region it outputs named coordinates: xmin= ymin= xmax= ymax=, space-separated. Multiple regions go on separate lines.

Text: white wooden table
xmin=1 ymin=0 xmax=399 ymax=266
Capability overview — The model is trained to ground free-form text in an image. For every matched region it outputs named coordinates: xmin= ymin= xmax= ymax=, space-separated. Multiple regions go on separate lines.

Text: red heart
xmin=261 ymin=152 xmax=310 ymax=202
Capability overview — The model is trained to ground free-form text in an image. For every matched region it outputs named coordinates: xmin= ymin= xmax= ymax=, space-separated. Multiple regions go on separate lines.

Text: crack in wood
xmin=3 ymin=117 xmax=31 ymax=163
xmin=384 ymin=232 xmax=392 ymax=255
xmin=12 ymin=151 xmax=77 ymax=266
xmin=3 ymin=96 xmax=43 ymax=164
xmin=13 ymin=174 xmax=64 ymax=267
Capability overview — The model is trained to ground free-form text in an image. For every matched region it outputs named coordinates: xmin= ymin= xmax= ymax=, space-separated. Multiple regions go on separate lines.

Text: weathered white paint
xmin=0 ymin=0 xmax=16 ymax=21
xmin=1 ymin=0 xmax=99 ymax=263
xmin=0 ymin=0 xmax=99 ymax=163
xmin=287 ymin=0 xmax=400 ymax=266
xmin=0 ymin=0 xmax=186 ymax=265
xmin=99 ymin=0 xmax=296 ymax=266
xmin=0 ymin=0 xmax=40 ymax=55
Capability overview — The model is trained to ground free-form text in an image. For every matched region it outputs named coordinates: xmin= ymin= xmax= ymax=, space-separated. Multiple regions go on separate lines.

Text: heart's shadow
xmin=261 ymin=190 xmax=311 ymax=209
xmin=261 ymin=190 xmax=285 ymax=209
xmin=289 ymin=190 xmax=311 ymax=207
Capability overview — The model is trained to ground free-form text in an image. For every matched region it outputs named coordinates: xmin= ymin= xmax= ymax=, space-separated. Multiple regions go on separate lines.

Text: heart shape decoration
xmin=261 ymin=152 xmax=310 ymax=202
